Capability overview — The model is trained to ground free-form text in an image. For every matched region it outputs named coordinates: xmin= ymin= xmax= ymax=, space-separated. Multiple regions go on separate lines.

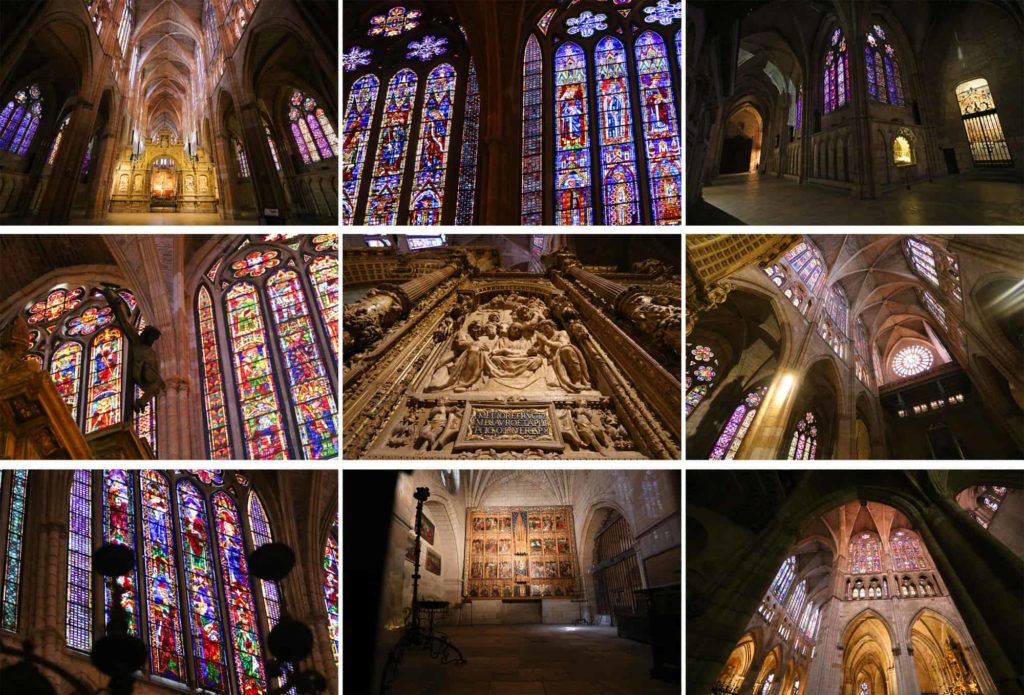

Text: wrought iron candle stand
xmin=248 ymin=541 xmax=329 ymax=695
xmin=379 ymin=487 xmax=466 ymax=694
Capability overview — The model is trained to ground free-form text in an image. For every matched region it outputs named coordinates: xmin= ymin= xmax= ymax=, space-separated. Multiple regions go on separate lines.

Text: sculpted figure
xmin=488 ymin=323 xmax=543 ymax=379
xmin=416 ymin=402 xmax=451 ymax=451
xmin=558 ymin=408 xmax=585 ymax=450
xmin=428 ymin=322 xmax=491 ymax=392
xmin=534 ymin=320 xmax=590 ymax=392
xmin=100 ymin=287 xmax=165 ymax=412
xmin=0 ymin=316 xmax=33 ymax=375
xmin=572 ymin=401 xmax=613 ymax=452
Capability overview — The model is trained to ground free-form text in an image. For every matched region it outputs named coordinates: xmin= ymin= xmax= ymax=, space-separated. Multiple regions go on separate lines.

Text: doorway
xmin=592 ymin=509 xmax=643 ymax=629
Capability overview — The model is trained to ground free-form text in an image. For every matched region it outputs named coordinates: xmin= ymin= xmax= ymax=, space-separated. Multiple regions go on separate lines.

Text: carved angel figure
xmin=534 ymin=320 xmax=591 ymax=392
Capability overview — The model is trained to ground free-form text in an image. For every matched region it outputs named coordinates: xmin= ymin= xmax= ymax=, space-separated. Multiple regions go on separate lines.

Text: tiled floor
xmin=697 ymin=171 xmax=1024 ymax=225
xmin=382 ymin=624 xmax=679 ymax=695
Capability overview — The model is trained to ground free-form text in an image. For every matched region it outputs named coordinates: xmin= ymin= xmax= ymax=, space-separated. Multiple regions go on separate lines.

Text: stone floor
xmin=695 ymin=171 xmax=1024 ymax=225
xmin=381 ymin=624 xmax=679 ymax=695
xmin=72 ymin=212 xmax=255 ymax=225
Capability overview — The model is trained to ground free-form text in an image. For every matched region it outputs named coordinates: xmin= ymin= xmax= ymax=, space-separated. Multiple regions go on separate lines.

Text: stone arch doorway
xmin=715 ymin=631 xmax=757 ymax=691
xmin=720 ymin=105 xmax=763 ymax=174
xmin=841 ymin=610 xmax=897 ymax=695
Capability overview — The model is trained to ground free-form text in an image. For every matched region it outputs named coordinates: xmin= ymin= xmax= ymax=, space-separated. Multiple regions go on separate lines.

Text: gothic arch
xmin=840 ymin=608 xmax=898 ymax=695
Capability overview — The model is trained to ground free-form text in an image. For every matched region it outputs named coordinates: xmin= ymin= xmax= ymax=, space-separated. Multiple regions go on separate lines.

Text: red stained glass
xmin=212 ymin=492 xmax=266 ymax=694
xmin=50 ymin=341 xmax=83 ymax=422
xmin=312 ymin=233 xmax=337 ymax=252
xmin=86 ymin=327 xmax=124 ymax=433
xmin=635 ymin=31 xmax=681 ymax=225
xmin=231 ymin=250 xmax=281 ymax=278
xmin=177 ymin=479 xmax=229 ymax=691
xmin=140 ymin=471 xmax=185 ymax=680
xmin=323 ymin=516 xmax=339 ymax=663
xmin=225 ymin=283 xmax=290 ymax=459
xmin=27 ymin=287 xmax=84 ymax=324
xmin=197 ymin=287 xmax=233 ymax=458
xmin=67 ymin=306 xmax=113 ymax=336
xmin=102 ymin=470 xmax=138 ymax=635
xmin=554 ymin=42 xmax=593 ymax=225
xmin=266 ymin=269 xmax=338 ymax=459
xmin=309 ymin=255 xmax=339 ymax=363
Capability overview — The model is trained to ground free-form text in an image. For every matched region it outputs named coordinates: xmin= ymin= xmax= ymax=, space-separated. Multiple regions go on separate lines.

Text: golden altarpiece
xmin=343 ymin=245 xmax=681 ymax=460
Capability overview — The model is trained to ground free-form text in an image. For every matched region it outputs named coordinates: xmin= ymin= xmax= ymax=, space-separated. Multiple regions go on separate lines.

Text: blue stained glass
xmin=66 ymin=470 xmax=92 ymax=651
xmin=406 ymin=35 xmax=448 ymax=62
xmin=102 ymin=470 xmax=139 ymax=636
xmin=644 ymin=0 xmax=682 ymax=26
xmin=343 ymin=46 xmax=372 ymax=72
xmin=408 ymin=64 xmax=457 ymax=225
xmin=595 ymin=36 xmax=641 ymax=225
xmin=366 ymin=69 xmax=418 ymax=225
xmin=554 ymin=42 xmax=593 ymax=225
xmin=343 ymin=74 xmax=379 ymax=225
xmin=522 ymin=35 xmax=544 ymax=224
xmin=635 ymin=32 xmax=681 ymax=225
xmin=566 ymin=11 xmax=607 ymax=38
xmin=455 ymin=60 xmax=480 ymax=225
xmin=140 ymin=470 xmax=185 ymax=680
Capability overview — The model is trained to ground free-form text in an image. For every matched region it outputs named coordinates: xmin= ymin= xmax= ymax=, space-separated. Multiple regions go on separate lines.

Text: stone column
xmin=558 ymin=253 xmax=680 ymax=354
xmin=916 ymin=492 xmax=1024 ymax=694
xmin=237 ymin=99 xmax=289 ymax=221
xmin=343 ymin=263 xmax=459 ymax=357
xmin=894 ymin=640 xmax=921 ymax=695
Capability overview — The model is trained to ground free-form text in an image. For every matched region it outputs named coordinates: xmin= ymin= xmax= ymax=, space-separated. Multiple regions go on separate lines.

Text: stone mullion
xmin=915 ymin=495 xmax=1023 ymax=694
xmin=35 ymin=96 xmax=98 ymax=223
xmin=734 ymin=333 xmax=809 ymax=459
xmin=843 ymin=7 xmax=875 ymax=198
xmin=440 ymin=59 xmax=469 ymax=226
xmin=211 ymin=129 xmax=237 ymax=219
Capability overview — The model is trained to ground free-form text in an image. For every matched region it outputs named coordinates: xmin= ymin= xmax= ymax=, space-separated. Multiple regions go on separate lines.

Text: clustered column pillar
xmin=342 ymin=263 xmax=459 ymax=358
xmin=556 ymin=252 xmax=680 ymax=354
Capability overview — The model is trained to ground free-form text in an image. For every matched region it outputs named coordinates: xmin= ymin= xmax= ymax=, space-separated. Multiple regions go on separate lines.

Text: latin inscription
xmin=466 ymin=408 xmax=552 ymax=440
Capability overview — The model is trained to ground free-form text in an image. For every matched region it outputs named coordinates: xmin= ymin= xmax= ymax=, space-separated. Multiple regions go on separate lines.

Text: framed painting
xmin=405 ymin=533 xmax=417 ymax=563
xmin=421 ymin=513 xmax=435 ymax=545
xmin=425 ymin=548 xmax=441 ymax=575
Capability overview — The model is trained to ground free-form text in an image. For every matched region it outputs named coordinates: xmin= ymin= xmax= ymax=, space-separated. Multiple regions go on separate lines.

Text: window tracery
xmin=786 ymin=580 xmax=807 ymax=620
xmin=1 ymin=470 xmax=28 ymax=632
xmin=195 ymin=235 xmax=338 ymax=459
xmin=685 ymin=344 xmax=717 ymax=415
xmin=344 ymin=5 xmax=478 ymax=225
xmin=820 ymin=285 xmax=848 ymax=358
xmin=850 ymin=532 xmax=882 ymax=574
xmin=65 ymin=471 xmax=277 ymax=694
xmin=823 ymin=28 xmax=850 ymax=113
xmin=522 ymin=1 xmax=681 ymax=225
xmin=786 ymin=412 xmax=818 ymax=460
xmin=47 ymin=114 xmax=71 ymax=165
xmin=864 ymin=24 xmax=905 ymax=106
xmin=891 ymin=344 xmax=933 ymax=378
xmin=21 ymin=286 xmax=156 ymax=453
xmin=709 ymin=386 xmax=768 ymax=460
xmin=0 ymin=83 xmax=42 ymax=156
xmin=770 ymin=556 xmax=796 ymax=601
xmin=289 ymin=90 xmax=338 ymax=164
xmin=955 ymin=78 xmax=1013 ymax=166
xmin=853 ymin=318 xmax=872 ymax=385
xmin=890 ymin=529 xmax=926 ymax=571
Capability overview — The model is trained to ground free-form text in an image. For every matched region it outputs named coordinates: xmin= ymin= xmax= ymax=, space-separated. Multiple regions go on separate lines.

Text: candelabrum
xmin=0 ymin=540 xmax=329 ymax=694
xmin=379 ymin=487 xmax=467 ymax=694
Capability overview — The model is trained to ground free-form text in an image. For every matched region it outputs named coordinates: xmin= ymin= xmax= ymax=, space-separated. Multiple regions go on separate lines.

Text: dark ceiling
xmin=0 ymin=235 xmax=117 ymax=304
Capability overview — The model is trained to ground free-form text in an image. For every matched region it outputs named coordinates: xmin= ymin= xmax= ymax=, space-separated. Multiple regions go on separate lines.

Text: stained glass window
xmin=67 ymin=306 xmax=113 ymax=335
xmin=47 ymin=114 xmax=70 ymax=165
xmin=786 ymin=580 xmax=807 ymax=620
xmin=225 ymin=283 xmax=290 ymax=459
xmin=140 ymin=471 xmax=185 ymax=680
xmin=761 ymin=673 xmax=775 ymax=695
xmin=865 ymin=26 xmax=905 ymax=107
xmin=595 ymin=36 xmax=640 ymax=225
xmin=854 ymin=318 xmax=872 ymax=385
xmin=309 ymin=255 xmax=339 ymax=362
xmin=27 ymin=287 xmax=84 ymax=324
xmin=823 ymin=29 xmax=849 ymax=114
xmin=369 ymin=6 xmax=422 ymax=37
xmin=0 ymin=84 xmax=42 ymax=156
xmin=786 ymin=412 xmax=818 ymax=460
xmin=247 ymin=492 xmax=282 ymax=628
xmin=85 ymin=327 xmax=124 ymax=433
xmin=890 ymin=530 xmax=926 ymax=571
xmin=522 ymin=34 xmax=544 ymax=224
xmin=117 ymin=0 xmax=133 ymax=55
xmin=212 ymin=491 xmax=267 ymax=694
xmin=1 ymin=470 xmax=28 ymax=631
xmin=806 ymin=606 xmax=821 ymax=640
xmin=289 ymin=90 xmax=337 ymax=162
xmin=103 ymin=470 xmax=139 ymax=635
xmin=233 ymin=138 xmax=251 ymax=178
xmin=685 ymin=344 xmax=718 ymax=415
xmin=323 ymin=515 xmax=339 ymax=663
xmin=264 ymin=123 xmax=281 ymax=172
xmin=344 ymin=80 xmax=378 ymax=223
xmin=408 ymin=64 xmax=457 ymax=225
xmin=538 ymin=8 xmax=557 ymax=34
xmin=709 ymin=387 xmax=768 ymax=460
xmin=905 ymin=238 xmax=939 ymax=286
xmin=554 ymin=42 xmax=593 ymax=225
xmin=891 ymin=344 xmax=933 ymax=377
xmin=177 ymin=478 xmax=229 ymax=690
xmin=66 ymin=470 xmax=92 ymax=650
xmin=200 ymin=236 xmax=338 ymax=459
xmin=636 ymin=31 xmax=682 ymax=225
xmin=850 ymin=532 xmax=881 ymax=574
xmin=50 ymin=341 xmax=83 ymax=421
xmin=770 ymin=556 xmax=796 ymax=601
xmin=266 ymin=270 xmax=339 ymax=459
xmin=454 ymin=60 xmax=480 ymax=225
xmin=782 ymin=240 xmax=827 ymax=296
xmin=366 ymin=69 xmax=418 ymax=225
xmin=955 ymin=78 xmax=1012 ymax=166
xmin=197 ymin=287 xmax=232 ymax=459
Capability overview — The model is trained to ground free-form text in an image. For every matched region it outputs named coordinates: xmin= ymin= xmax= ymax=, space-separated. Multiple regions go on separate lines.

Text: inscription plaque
xmin=454 ymin=402 xmax=564 ymax=451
